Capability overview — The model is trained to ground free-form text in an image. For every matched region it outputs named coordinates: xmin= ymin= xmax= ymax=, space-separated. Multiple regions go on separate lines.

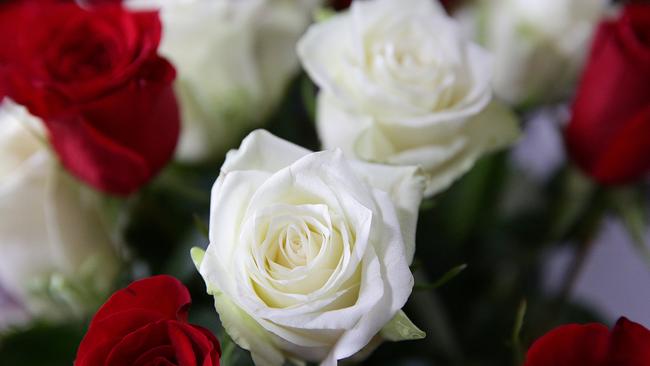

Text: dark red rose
xmin=565 ymin=3 xmax=650 ymax=185
xmin=75 ymin=275 xmax=221 ymax=366
xmin=525 ymin=317 xmax=650 ymax=366
xmin=0 ymin=1 xmax=179 ymax=195
xmin=328 ymin=0 xmax=351 ymax=10
xmin=440 ymin=0 xmax=455 ymax=11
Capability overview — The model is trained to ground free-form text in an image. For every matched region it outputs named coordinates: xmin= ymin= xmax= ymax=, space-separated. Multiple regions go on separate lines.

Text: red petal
xmin=524 ymin=324 xmax=610 ymax=366
xmin=102 ymin=321 xmax=220 ymax=366
xmin=76 ymin=311 xmax=165 ymax=366
xmin=194 ymin=326 xmax=222 ymax=366
xmin=169 ymin=323 xmax=221 ymax=366
xmin=592 ymin=105 xmax=650 ymax=184
xmin=607 ymin=317 xmax=650 ymax=365
xmin=104 ymin=321 xmax=173 ymax=366
xmin=75 ymin=276 xmax=191 ymax=365
xmin=92 ymin=275 xmax=191 ymax=323
xmin=623 ymin=3 xmax=650 ymax=51
xmin=45 ymin=59 xmax=179 ymax=195
xmin=45 ymin=112 xmax=152 ymax=195
xmin=566 ymin=12 xmax=650 ymax=185
xmin=134 ymin=345 xmax=177 ymax=366
xmin=0 ymin=2 xmax=178 ymax=195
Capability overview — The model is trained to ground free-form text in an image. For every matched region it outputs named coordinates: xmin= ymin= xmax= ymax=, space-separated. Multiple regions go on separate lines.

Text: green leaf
xmin=414 ymin=264 xmax=467 ymax=291
xmin=436 ymin=152 xmax=509 ymax=244
xmin=380 ymin=310 xmax=426 ymax=342
xmin=419 ymin=198 xmax=436 ymax=212
xmin=300 ymin=75 xmax=317 ymax=123
xmin=220 ymin=329 xmax=237 ymax=366
xmin=511 ymin=299 xmax=527 ymax=366
xmin=190 ymin=247 xmax=206 ymax=271
xmin=0 ymin=322 xmax=86 ymax=366
xmin=548 ymin=167 xmax=596 ymax=241
xmin=313 ymin=7 xmax=337 ymax=23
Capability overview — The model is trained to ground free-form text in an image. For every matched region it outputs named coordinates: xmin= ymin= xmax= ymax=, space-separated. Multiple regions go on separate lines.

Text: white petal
xmin=297 ymin=14 xmax=353 ymax=105
xmin=222 ymin=129 xmax=311 ymax=174
xmin=422 ymin=100 xmax=521 ymax=196
xmin=0 ymin=153 xmax=55 ymax=307
xmin=204 ymin=170 xmax=270 ymax=297
xmin=0 ymin=100 xmax=45 ymax=180
xmin=44 ymin=166 xmax=119 ymax=292
xmin=350 ymin=162 xmax=425 ymax=263
xmin=316 ymin=93 xmax=377 ymax=159
xmin=327 ymin=188 xmax=413 ymax=361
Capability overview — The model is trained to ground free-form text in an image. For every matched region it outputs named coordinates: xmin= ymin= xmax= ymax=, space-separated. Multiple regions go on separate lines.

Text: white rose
xmin=298 ymin=0 xmax=519 ymax=197
xmin=0 ymin=101 xmax=121 ymax=330
xmin=465 ymin=0 xmax=607 ymax=106
xmin=194 ymin=130 xmax=426 ymax=366
xmin=128 ymin=0 xmax=321 ymax=162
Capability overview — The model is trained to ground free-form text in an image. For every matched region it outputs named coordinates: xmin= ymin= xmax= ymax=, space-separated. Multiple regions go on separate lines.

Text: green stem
xmin=555 ymin=188 xmax=608 ymax=308
xmin=511 ymin=299 xmax=527 ymax=366
xmin=300 ymin=75 xmax=317 ymax=123
xmin=219 ymin=332 xmax=236 ymax=366
xmin=414 ymin=264 xmax=467 ymax=291
xmin=408 ymin=271 xmax=463 ymax=363
xmin=609 ymin=187 xmax=650 ymax=269
xmin=192 ymin=214 xmax=210 ymax=239
xmin=154 ymin=173 xmax=210 ymax=204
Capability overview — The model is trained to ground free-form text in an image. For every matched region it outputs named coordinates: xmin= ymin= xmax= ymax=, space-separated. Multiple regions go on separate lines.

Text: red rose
xmin=329 ymin=0 xmax=351 ymax=10
xmin=440 ymin=0 xmax=456 ymax=11
xmin=0 ymin=1 xmax=179 ymax=195
xmin=525 ymin=317 xmax=650 ymax=365
xmin=565 ymin=3 xmax=650 ymax=185
xmin=75 ymin=275 xmax=221 ymax=366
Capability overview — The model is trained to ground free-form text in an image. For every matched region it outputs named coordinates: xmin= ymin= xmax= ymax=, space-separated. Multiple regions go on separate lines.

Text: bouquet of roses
xmin=0 ymin=0 xmax=648 ymax=365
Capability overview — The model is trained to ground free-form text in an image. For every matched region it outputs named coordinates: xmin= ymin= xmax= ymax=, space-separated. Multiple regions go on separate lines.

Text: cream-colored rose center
xmin=361 ymin=16 xmax=471 ymax=112
xmin=246 ymin=203 xmax=361 ymax=309
xmin=270 ymin=221 xmax=323 ymax=269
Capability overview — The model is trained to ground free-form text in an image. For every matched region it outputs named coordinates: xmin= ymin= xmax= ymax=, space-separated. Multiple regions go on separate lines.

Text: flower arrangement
xmin=0 ymin=0 xmax=648 ymax=365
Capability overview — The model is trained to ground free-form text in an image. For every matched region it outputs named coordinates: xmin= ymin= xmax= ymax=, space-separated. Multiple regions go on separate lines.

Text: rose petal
xmin=524 ymin=323 xmax=609 ymax=366
xmin=44 ymin=60 xmax=179 ymax=195
xmin=607 ymin=317 xmax=650 ymax=365
xmin=75 ymin=276 xmax=191 ymax=364
xmin=566 ymin=8 xmax=650 ymax=184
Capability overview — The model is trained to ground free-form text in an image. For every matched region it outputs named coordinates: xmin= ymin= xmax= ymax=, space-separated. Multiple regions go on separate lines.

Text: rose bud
xmin=565 ymin=3 xmax=650 ymax=185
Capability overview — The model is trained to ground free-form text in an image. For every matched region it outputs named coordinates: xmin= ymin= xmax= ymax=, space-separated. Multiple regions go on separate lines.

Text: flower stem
xmin=413 ymin=263 xmax=467 ymax=291
xmin=511 ymin=299 xmax=527 ymax=366
xmin=555 ymin=188 xmax=607 ymax=308
xmin=408 ymin=270 xmax=463 ymax=363
xmin=219 ymin=332 xmax=237 ymax=366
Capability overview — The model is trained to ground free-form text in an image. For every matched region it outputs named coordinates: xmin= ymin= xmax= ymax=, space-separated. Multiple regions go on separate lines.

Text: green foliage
xmin=0 ymin=322 xmax=86 ymax=366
